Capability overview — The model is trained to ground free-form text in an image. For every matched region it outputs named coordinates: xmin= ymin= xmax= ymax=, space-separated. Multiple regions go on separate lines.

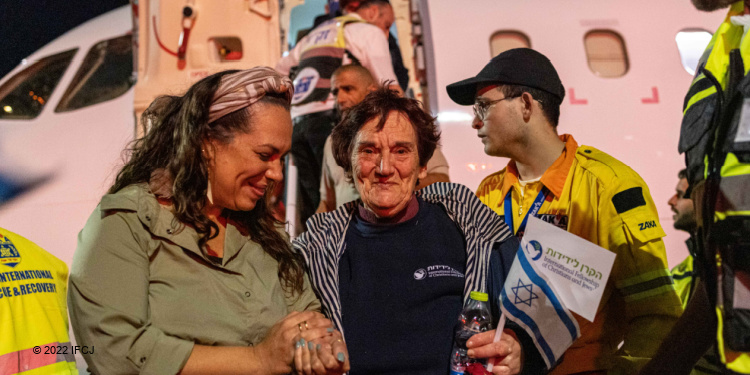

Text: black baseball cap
xmin=446 ymin=48 xmax=565 ymax=105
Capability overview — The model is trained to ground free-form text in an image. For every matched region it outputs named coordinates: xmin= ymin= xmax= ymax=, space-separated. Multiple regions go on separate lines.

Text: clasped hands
xmin=255 ymin=311 xmax=349 ymax=375
xmin=255 ymin=312 xmax=522 ymax=375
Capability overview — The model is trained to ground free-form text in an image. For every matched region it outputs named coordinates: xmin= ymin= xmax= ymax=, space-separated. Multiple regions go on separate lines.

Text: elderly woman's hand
xmin=294 ymin=329 xmax=350 ymax=375
xmin=466 ymin=329 xmax=523 ymax=375
xmin=253 ymin=310 xmax=333 ymax=374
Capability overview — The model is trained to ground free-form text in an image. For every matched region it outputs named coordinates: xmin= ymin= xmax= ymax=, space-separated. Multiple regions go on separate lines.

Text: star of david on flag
xmin=500 ymin=246 xmax=580 ymax=369
xmin=512 ymin=279 xmax=538 ymax=307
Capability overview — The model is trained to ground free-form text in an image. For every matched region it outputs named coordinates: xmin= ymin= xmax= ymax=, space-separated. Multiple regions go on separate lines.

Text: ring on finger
xmin=298 ymin=322 xmax=304 ymax=332
xmin=304 ymin=321 xmax=310 ymax=330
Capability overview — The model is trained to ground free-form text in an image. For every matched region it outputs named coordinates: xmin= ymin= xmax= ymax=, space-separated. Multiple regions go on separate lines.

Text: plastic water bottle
xmin=449 ymin=291 xmax=493 ymax=375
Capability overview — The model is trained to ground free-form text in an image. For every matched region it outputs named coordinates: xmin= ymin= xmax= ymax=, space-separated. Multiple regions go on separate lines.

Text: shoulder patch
xmin=612 ymin=187 xmax=646 ymax=214
xmin=575 ymin=146 xmax=622 ymax=183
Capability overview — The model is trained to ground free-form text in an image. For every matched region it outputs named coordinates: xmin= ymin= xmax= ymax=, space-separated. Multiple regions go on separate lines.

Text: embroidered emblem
xmin=0 ymin=234 xmax=21 ymax=268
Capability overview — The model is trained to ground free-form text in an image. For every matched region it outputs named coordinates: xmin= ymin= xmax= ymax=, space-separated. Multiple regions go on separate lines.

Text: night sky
xmin=0 ymin=0 xmax=128 ymax=78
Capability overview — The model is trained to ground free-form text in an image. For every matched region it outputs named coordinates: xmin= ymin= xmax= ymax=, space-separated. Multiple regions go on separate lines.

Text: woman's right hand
xmin=253 ymin=310 xmax=334 ymax=374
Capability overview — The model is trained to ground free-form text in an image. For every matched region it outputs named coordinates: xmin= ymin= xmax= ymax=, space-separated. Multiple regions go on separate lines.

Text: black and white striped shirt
xmin=293 ymin=182 xmax=513 ymax=337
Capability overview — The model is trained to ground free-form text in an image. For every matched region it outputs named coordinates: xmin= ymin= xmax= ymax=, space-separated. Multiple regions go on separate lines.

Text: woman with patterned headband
xmin=68 ymin=67 xmax=348 ymax=375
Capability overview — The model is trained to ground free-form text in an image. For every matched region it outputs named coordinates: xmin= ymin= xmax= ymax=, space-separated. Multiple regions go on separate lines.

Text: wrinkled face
xmin=690 ymin=0 xmax=736 ymax=11
xmin=471 ymin=86 xmax=523 ymax=157
xmin=668 ymin=178 xmax=697 ymax=232
xmin=332 ymin=71 xmax=374 ymax=112
xmin=206 ymin=104 xmax=291 ymax=212
xmin=352 ymin=111 xmax=427 ymax=218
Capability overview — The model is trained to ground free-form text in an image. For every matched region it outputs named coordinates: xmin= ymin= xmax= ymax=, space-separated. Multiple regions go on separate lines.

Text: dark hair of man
xmin=109 ymin=70 xmax=305 ymax=296
xmin=331 ymin=85 xmax=439 ymax=180
xmin=498 ymin=84 xmax=562 ymax=127
xmin=678 ymin=168 xmax=688 ymax=180
xmin=332 ymin=64 xmax=375 ymax=85
xmin=690 ymin=0 xmax=736 ymax=12
xmin=353 ymin=0 xmax=391 ymax=10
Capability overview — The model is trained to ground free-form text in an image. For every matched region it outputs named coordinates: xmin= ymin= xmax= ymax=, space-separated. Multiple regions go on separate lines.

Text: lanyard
xmin=503 ymin=185 xmax=550 ymax=237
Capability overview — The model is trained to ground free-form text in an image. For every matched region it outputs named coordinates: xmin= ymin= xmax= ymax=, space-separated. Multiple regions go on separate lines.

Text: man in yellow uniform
xmin=669 ymin=169 xmax=700 ymax=308
xmin=446 ymin=48 xmax=683 ymax=374
xmin=668 ymin=169 xmax=723 ymax=374
xmin=0 ymin=227 xmax=77 ymax=374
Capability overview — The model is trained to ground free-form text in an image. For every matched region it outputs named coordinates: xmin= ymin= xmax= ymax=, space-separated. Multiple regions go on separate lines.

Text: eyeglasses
xmin=472 ymin=95 xmax=520 ymax=120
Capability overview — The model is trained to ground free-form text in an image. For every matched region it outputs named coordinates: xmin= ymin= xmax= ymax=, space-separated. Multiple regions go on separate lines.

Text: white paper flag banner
xmin=500 ymin=246 xmax=580 ymax=369
xmin=521 ymin=216 xmax=616 ymax=322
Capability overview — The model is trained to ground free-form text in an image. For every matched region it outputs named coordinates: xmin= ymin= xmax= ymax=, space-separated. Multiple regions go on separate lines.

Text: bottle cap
xmin=470 ymin=291 xmax=488 ymax=302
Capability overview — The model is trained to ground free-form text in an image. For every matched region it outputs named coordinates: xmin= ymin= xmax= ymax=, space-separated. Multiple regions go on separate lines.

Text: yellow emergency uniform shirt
xmin=672 ymin=255 xmax=697 ymax=311
xmin=671 ymin=255 xmax=723 ymax=375
xmin=0 ymin=228 xmax=77 ymax=375
xmin=476 ymin=134 xmax=683 ymax=374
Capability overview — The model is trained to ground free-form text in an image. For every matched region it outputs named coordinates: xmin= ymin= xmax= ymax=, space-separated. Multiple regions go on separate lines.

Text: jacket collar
xmin=499 ymin=134 xmax=578 ymax=200
xmin=100 ymin=183 xmax=249 ymax=265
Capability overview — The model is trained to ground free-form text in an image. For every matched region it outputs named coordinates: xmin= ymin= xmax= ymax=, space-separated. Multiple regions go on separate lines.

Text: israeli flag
xmin=500 ymin=246 xmax=580 ymax=369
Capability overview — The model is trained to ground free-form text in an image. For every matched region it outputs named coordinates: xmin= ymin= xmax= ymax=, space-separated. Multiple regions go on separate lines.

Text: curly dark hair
xmin=331 ymin=85 xmax=440 ymax=180
xmin=109 ymin=69 xmax=306 ymax=296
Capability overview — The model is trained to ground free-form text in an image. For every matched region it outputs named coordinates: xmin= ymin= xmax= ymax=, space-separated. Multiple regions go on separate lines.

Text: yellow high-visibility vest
xmin=0 ymin=227 xmax=78 ymax=375
xmin=681 ymin=2 xmax=750 ymax=373
xmin=291 ymin=14 xmax=363 ymax=106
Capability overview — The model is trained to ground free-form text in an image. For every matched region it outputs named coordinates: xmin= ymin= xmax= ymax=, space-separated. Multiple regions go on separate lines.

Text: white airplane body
xmin=0 ymin=1 xmax=726 ymax=273
xmin=0 ymin=6 xmax=134 ymax=267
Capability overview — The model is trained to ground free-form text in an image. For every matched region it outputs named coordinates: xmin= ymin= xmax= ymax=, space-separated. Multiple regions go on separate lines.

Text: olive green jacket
xmin=69 ymin=184 xmax=319 ymax=375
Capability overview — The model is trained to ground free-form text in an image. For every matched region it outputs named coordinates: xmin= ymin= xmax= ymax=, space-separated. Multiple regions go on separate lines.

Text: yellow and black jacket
xmin=680 ymin=2 xmax=750 ymax=373
xmin=477 ymin=135 xmax=682 ymax=374
xmin=290 ymin=15 xmax=363 ymax=106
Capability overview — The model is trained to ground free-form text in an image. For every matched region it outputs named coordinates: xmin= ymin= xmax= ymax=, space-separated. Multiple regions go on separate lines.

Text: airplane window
xmin=675 ymin=29 xmax=712 ymax=75
xmin=490 ymin=31 xmax=530 ymax=57
xmin=0 ymin=49 xmax=77 ymax=120
xmin=584 ymin=30 xmax=629 ymax=77
xmin=55 ymin=35 xmax=134 ymax=113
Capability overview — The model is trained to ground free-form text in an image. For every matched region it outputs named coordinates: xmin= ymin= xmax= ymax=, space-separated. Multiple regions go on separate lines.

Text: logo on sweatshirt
xmin=413 ymin=265 xmax=464 ymax=280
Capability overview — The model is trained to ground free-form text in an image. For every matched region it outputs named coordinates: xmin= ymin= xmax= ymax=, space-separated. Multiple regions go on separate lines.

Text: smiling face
xmin=205 ymin=103 xmax=292 ymax=212
xmin=352 ymin=111 xmax=427 ymax=218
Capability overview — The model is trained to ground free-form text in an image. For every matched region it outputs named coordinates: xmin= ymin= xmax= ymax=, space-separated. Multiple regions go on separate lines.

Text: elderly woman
xmin=69 ymin=67 xmax=347 ymax=375
xmin=293 ymin=87 xmax=544 ymax=375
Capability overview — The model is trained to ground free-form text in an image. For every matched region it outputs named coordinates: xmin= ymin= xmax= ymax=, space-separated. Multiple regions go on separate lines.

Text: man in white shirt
xmin=276 ymin=0 xmax=401 ymax=230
